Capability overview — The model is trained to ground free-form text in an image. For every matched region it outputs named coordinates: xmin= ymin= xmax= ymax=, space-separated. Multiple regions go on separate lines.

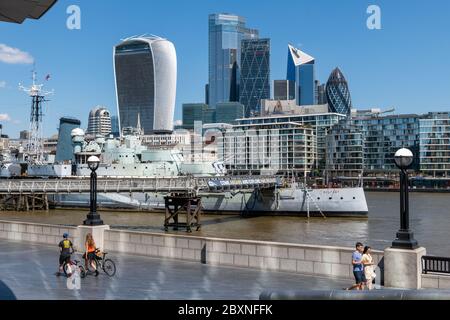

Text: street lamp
xmin=83 ymin=155 xmax=104 ymax=226
xmin=392 ymin=148 xmax=418 ymax=249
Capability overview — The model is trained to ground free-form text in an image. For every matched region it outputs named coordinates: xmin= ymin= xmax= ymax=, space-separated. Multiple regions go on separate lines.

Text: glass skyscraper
xmin=274 ymin=80 xmax=296 ymax=101
xmin=239 ymin=38 xmax=270 ymax=117
xmin=326 ymin=68 xmax=352 ymax=116
xmin=114 ymin=35 xmax=177 ymax=135
xmin=208 ymin=13 xmax=259 ymax=107
xmin=286 ymin=44 xmax=316 ymax=106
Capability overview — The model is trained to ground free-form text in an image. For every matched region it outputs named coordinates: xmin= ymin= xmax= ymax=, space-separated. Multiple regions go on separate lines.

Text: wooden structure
xmin=164 ymin=193 xmax=202 ymax=233
xmin=0 ymin=194 xmax=49 ymax=211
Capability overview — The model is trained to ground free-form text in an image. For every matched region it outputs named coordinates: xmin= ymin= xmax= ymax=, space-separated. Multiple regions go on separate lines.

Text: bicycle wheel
xmin=103 ymin=259 xmax=116 ymax=277
xmin=78 ymin=265 xmax=87 ymax=279
xmin=63 ymin=262 xmax=73 ymax=276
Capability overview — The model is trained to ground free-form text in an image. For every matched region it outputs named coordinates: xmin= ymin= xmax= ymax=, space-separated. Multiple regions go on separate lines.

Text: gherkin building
xmin=326 ymin=68 xmax=352 ymax=116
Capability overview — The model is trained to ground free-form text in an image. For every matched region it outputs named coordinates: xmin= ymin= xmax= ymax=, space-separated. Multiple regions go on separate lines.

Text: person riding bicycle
xmin=84 ymin=233 xmax=99 ymax=276
xmin=58 ymin=233 xmax=74 ymax=275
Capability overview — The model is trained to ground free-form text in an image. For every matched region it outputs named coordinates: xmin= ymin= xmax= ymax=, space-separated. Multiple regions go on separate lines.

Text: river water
xmin=0 ymin=192 xmax=449 ymax=256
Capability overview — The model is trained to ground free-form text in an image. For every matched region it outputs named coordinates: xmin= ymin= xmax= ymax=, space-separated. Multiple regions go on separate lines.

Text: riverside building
xmin=234 ymin=104 xmax=346 ymax=171
xmin=219 ymin=121 xmax=316 ymax=176
xmin=419 ymin=112 xmax=450 ymax=177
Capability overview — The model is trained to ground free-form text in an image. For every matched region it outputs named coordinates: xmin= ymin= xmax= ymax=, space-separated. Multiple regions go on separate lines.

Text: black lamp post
xmin=83 ymin=155 xmax=104 ymax=226
xmin=392 ymin=148 xmax=418 ymax=249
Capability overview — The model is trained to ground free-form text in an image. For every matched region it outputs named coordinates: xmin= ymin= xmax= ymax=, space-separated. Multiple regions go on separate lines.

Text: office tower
xmin=182 ymin=103 xmax=210 ymax=130
xmin=316 ymin=82 xmax=327 ymax=105
xmin=86 ymin=106 xmax=112 ymax=136
xmin=216 ymin=102 xmax=244 ymax=124
xmin=114 ymin=35 xmax=177 ymax=134
xmin=326 ymin=67 xmax=352 ymax=116
xmin=205 ymin=84 xmax=209 ymax=105
xmin=274 ymin=80 xmax=296 ymax=101
xmin=239 ymin=38 xmax=270 ymax=117
xmin=19 ymin=130 xmax=30 ymax=140
xmin=286 ymin=44 xmax=316 ymax=105
xmin=208 ymin=13 xmax=259 ymax=107
xmin=55 ymin=117 xmax=81 ymax=163
xmin=110 ymin=115 xmax=120 ymax=137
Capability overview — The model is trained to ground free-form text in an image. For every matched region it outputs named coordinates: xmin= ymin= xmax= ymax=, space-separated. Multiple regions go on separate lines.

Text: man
xmin=345 ymin=242 xmax=366 ymax=290
xmin=57 ymin=233 xmax=74 ymax=276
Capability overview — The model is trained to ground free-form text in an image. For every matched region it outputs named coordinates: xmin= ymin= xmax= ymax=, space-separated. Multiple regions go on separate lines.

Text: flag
xmin=45 ymin=74 xmax=51 ymax=81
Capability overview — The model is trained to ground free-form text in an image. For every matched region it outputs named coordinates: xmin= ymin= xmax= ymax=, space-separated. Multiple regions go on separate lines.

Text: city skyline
xmin=1 ymin=0 xmax=450 ymax=137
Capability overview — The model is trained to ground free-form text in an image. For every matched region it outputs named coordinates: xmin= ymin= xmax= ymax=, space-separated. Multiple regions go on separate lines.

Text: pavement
xmin=0 ymin=239 xmax=350 ymax=300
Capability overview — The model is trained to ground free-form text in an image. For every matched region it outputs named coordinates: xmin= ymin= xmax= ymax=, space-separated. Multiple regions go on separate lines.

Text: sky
xmin=1 ymin=0 xmax=450 ymax=138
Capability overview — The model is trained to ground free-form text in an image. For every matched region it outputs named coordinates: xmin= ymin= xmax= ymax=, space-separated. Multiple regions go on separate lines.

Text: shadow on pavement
xmin=0 ymin=280 xmax=17 ymax=300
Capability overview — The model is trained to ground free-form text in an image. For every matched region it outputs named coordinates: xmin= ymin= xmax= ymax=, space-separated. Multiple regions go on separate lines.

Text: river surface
xmin=1 ymin=192 xmax=449 ymax=255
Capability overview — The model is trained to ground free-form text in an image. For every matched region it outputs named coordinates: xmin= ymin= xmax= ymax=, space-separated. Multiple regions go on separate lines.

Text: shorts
xmin=353 ymin=271 xmax=366 ymax=284
xmin=86 ymin=252 xmax=96 ymax=260
xmin=59 ymin=254 xmax=71 ymax=265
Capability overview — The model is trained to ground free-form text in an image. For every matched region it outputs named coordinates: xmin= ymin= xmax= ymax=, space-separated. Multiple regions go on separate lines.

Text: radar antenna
xmin=18 ymin=69 xmax=54 ymax=163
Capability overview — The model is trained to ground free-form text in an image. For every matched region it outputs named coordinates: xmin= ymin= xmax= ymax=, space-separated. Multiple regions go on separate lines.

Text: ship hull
xmin=50 ymin=187 xmax=368 ymax=217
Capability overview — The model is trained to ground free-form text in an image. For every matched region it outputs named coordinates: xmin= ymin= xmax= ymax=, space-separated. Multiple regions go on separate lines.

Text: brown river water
xmin=0 ymin=192 xmax=449 ymax=256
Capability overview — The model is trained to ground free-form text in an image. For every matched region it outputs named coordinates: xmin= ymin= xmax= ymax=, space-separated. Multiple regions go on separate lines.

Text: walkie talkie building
xmin=114 ymin=36 xmax=177 ymax=135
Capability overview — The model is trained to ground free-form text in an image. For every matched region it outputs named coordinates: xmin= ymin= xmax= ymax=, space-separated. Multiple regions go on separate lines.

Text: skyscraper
xmin=208 ymin=13 xmax=259 ymax=108
xmin=239 ymin=38 xmax=270 ymax=117
xmin=87 ymin=106 xmax=112 ymax=136
xmin=286 ymin=44 xmax=316 ymax=105
xmin=316 ymin=81 xmax=327 ymax=105
xmin=114 ymin=35 xmax=177 ymax=135
xmin=274 ymin=80 xmax=296 ymax=101
xmin=325 ymin=67 xmax=352 ymax=116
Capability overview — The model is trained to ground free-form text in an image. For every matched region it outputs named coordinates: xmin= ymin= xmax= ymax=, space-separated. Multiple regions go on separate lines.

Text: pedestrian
xmin=84 ymin=233 xmax=99 ymax=276
xmin=361 ymin=246 xmax=375 ymax=290
xmin=57 ymin=233 xmax=74 ymax=276
xmin=345 ymin=242 xmax=366 ymax=290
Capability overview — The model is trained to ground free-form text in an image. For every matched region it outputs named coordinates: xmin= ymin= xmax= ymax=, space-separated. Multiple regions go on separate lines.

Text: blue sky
xmin=1 ymin=0 xmax=450 ymax=137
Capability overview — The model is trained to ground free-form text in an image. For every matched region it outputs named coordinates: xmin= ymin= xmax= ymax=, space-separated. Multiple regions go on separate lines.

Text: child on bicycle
xmin=58 ymin=233 xmax=74 ymax=275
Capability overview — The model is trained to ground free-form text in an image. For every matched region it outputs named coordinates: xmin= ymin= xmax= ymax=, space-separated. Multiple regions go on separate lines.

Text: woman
xmin=84 ymin=233 xmax=99 ymax=276
xmin=361 ymin=246 xmax=375 ymax=290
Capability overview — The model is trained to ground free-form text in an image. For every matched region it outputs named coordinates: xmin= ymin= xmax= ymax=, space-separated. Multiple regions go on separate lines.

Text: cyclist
xmin=84 ymin=233 xmax=99 ymax=276
xmin=58 ymin=233 xmax=74 ymax=276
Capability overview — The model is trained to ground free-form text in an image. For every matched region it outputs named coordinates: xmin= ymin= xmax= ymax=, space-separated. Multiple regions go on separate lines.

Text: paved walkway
xmin=0 ymin=239 xmax=350 ymax=300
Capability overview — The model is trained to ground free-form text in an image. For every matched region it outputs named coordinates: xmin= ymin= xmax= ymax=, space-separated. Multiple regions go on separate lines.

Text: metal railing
xmin=422 ymin=255 xmax=450 ymax=275
xmin=0 ymin=176 xmax=281 ymax=195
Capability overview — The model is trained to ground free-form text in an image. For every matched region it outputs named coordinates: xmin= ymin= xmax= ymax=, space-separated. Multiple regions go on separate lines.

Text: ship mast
xmin=19 ymin=70 xmax=54 ymax=163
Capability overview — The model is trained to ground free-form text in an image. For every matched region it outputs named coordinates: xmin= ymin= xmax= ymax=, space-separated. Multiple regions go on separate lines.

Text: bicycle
xmin=63 ymin=251 xmax=87 ymax=279
xmin=85 ymin=249 xmax=116 ymax=277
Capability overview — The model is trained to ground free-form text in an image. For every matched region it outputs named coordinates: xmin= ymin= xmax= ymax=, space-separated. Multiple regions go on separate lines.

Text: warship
xmin=46 ymin=127 xmax=368 ymax=217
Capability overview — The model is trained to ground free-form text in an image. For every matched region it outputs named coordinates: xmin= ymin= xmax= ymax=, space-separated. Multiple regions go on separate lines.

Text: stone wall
xmin=0 ymin=220 xmax=384 ymax=280
xmin=0 ymin=220 xmax=79 ymax=247
xmin=422 ymin=274 xmax=450 ymax=289
xmin=104 ymin=229 xmax=384 ymax=280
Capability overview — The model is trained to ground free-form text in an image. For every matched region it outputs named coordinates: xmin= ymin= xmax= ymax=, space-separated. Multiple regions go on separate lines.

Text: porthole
xmin=317 ymin=197 xmax=320 ymax=200
xmin=340 ymin=197 xmax=344 ymax=200
xmin=329 ymin=197 xmax=332 ymax=200
xmin=353 ymin=197 xmax=356 ymax=200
